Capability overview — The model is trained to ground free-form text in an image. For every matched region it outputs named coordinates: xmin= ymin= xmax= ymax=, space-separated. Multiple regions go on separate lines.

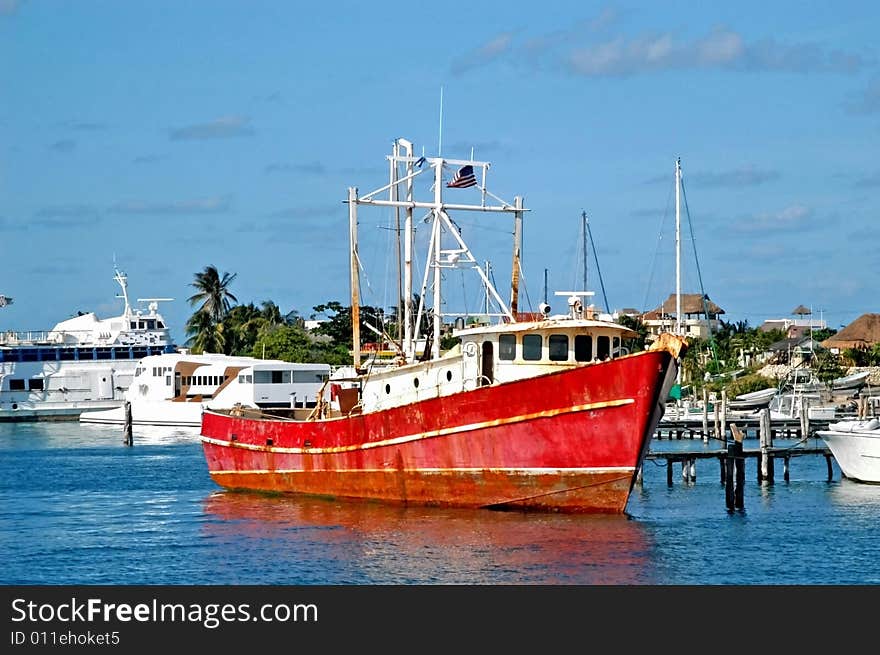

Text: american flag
xmin=446 ymin=164 xmax=477 ymax=188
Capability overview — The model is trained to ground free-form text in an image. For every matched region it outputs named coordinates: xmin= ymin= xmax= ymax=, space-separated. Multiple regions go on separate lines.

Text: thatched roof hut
xmin=820 ymin=313 xmax=880 ymax=350
xmin=651 ymin=293 xmax=724 ymax=317
xmin=791 ymin=304 xmax=811 ymax=315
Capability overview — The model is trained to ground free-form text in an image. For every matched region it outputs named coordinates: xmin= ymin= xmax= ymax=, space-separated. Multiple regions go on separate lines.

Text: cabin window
xmin=612 ymin=336 xmax=621 ymax=356
xmin=60 ymin=348 xmax=77 ymax=361
xmin=157 ymin=321 xmax=165 ymax=328
xmin=549 ymin=335 xmax=569 ymax=361
xmin=254 ymin=370 xmax=291 ymax=384
xmin=166 ymin=376 xmax=171 ymax=386
xmin=498 ymin=334 xmax=516 ymax=360
xmin=9 ymin=379 xmax=25 ymax=391
xmin=28 ymin=379 xmax=44 ymax=391
xmin=130 ymin=321 xmax=137 ymax=330
xmin=522 ymin=334 xmax=542 ymax=361
xmin=574 ymin=335 xmax=592 ymax=362
xmin=597 ymin=336 xmax=610 ymax=360
xmin=146 ymin=320 xmax=156 ymax=329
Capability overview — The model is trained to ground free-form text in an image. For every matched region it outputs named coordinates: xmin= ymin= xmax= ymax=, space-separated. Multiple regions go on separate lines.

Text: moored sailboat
xmin=199 ymin=139 xmax=688 ymax=513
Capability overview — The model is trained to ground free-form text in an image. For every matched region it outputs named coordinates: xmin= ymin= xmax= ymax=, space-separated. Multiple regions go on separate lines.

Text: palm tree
xmin=188 ymin=265 xmax=238 ymax=323
xmin=185 ymin=309 xmax=226 ymax=354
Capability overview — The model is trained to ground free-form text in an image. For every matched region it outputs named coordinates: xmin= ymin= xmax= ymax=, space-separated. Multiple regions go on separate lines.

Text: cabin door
xmin=480 ymin=341 xmax=494 ymax=386
xmin=174 ymin=372 xmax=182 ymax=398
xmin=461 ymin=341 xmax=479 ymax=390
xmin=95 ymin=371 xmax=113 ymax=399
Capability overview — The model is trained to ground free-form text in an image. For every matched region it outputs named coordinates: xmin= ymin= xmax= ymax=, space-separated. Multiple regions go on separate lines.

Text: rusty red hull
xmin=200 ymin=350 xmax=675 ymax=513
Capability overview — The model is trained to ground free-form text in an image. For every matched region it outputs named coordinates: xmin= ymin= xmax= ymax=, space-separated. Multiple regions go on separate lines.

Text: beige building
xmin=642 ymin=293 xmax=724 ymax=341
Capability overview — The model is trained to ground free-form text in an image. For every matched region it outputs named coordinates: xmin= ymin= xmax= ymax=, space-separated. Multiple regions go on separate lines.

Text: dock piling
xmin=728 ymin=424 xmax=745 ymax=510
xmin=123 ymin=401 xmax=133 ymax=447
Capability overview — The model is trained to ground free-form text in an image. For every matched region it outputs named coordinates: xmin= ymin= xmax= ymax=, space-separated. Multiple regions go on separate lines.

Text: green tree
xmin=253 ymin=324 xmax=350 ymax=365
xmin=188 ymin=265 xmax=238 ymax=323
xmin=185 ymin=309 xmax=226 ymax=354
xmin=186 ymin=265 xmax=238 ymax=354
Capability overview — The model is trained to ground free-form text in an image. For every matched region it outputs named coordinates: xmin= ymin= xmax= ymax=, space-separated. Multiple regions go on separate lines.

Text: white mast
xmin=348 ymin=186 xmax=361 ymax=369
xmin=114 ymin=267 xmax=132 ymax=317
xmin=675 ymin=157 xmax=682 ymax=336
xmin=354 ymin=142 xmax=524 ymax=363
xmin=398 ymin=139 xmax=414 ymax=359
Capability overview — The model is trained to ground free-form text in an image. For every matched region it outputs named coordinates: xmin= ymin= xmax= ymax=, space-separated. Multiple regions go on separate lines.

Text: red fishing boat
xmin=200 ymin=139 xmax=687 ymax=513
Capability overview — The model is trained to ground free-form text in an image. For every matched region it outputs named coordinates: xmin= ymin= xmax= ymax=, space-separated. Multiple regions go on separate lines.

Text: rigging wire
xmin=641 ymin=181 xmax=674 ymax=313
xmin=584 ymin=213 xmax=610 ymax=313
xmin=680 ymin=179 xmax=719 ymax=369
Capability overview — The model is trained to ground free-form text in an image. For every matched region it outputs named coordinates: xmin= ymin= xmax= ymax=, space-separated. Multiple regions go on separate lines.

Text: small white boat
xmin=830 ymin=371 xmax=871 ymax=392
xmin=79 ymin=352 xmax=331 ymax=427
xmin=768 ymin=391 xmax=838 ymax=421
xmin=727 ymin=387 xmax=778 ymax=410
xmin=817 ymin=418 xmax=880 ymax=483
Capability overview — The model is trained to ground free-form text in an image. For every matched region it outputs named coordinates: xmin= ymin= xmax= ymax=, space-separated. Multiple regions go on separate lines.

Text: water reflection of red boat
xmin=201 ymin=491 xmax=656 ymax=584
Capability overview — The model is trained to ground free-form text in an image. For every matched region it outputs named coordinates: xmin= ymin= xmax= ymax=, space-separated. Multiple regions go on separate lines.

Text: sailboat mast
xmin=348 ymin=186 xmax=361 ymax=369
xmin=675 ymin=158 xmax=682 ymax=335
xmin=582 ymin=211 xmax=588 ymax=293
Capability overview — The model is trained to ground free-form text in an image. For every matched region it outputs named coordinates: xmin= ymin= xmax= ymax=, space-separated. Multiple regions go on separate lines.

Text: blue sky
xmin=2 ymin=1 xmax=878 ymax=342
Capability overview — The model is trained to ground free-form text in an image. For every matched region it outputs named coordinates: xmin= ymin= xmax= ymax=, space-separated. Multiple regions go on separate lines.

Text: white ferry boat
xmin=79 ymin=352 xmax=331 ymax=427
xmin=0 ymin=269 xmax=176 ymax=421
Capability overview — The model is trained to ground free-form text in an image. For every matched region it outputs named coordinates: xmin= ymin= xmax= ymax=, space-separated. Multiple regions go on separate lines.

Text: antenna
xmin=438 ymin=86 xmax=444 ymax=157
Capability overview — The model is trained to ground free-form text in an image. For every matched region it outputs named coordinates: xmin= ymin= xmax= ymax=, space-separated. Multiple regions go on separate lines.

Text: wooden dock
xmin=644 ymin=442 xmax=834 ymax=486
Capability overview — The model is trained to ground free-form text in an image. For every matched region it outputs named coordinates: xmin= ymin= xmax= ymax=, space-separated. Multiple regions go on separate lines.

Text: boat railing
xmin=0 ymin=330 xmax=57 ymax=345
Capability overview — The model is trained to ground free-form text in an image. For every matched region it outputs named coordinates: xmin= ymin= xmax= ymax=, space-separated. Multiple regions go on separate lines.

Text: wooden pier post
xmin=760 ymin=408 xmax=773 ymax=483
xmin=720 ymin=456 xmax=726 ymax=485
xmin=799 ymin=395 xmax=810 ymax=438
xmin=123 ymin=401 xmax=133 ymax=447
xmin=702 ymin=388 xmax=709 ymax=444
xmin=667 ymin=459 xmax=674 ymax=487
xmin=783 ymin=455 xmax=790 ymax=482
xmin=720 ymin=389 xmax=728 ymax=443
xmin=714 ymin=400 xmax=721 ymax=442
xmin=725 ymin=452 xmax=735 ymax=510
xmin=728 ymin=424 xmax=745 ymax=510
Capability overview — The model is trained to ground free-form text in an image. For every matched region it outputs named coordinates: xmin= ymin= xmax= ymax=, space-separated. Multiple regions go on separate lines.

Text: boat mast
xmin=351 ymin=141 xmax=523 ymax=363
xmin=510 ymin=197 xmax=523 ymax=320
xmin=432 ymin=161 xmax=443 ymax=359
xmin=582 ymin=210 xmax=588 ymax=293
xmin=114 ymin=267 xmax=132 ymax=317
xmin=397 ymin=138 xmax=415 ymax=359
xmin=391 ymin=140 xmax=402 ymax=354
xmin=348 ymin=186 xmax=361 ymax=369
xmin=675 ymin=157 xmax=682 ymax=336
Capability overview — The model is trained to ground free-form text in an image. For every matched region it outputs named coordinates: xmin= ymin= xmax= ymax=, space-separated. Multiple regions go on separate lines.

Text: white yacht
xmin=79 ymin=352 xmax=331 ymax=427
xmin=0 ymin=269 xmax=176 ymax=421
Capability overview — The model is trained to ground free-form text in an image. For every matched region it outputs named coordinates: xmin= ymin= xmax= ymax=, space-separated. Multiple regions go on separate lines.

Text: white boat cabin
xmin=358 ymin=309 xmax=635 ymax=414
xmin=129 ymin=353 xmax=331 ymax=410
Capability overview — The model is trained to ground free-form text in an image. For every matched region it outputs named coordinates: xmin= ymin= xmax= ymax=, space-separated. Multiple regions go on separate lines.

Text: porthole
xmin=446 ymin=370 xmax=452 ymax=382
xmin=385 ymin=384 xmax=391 ymax=394
xmin=413 ymin=378 xmax=420 ymax=388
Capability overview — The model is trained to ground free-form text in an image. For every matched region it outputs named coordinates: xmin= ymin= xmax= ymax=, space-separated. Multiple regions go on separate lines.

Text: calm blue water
xmin=2 ymin=422 xmax=879 ymax=585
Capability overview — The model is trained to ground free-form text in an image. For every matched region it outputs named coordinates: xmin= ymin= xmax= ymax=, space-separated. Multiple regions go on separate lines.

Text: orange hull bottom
xmin=208 ymin=468 xmax=636 ymax=514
